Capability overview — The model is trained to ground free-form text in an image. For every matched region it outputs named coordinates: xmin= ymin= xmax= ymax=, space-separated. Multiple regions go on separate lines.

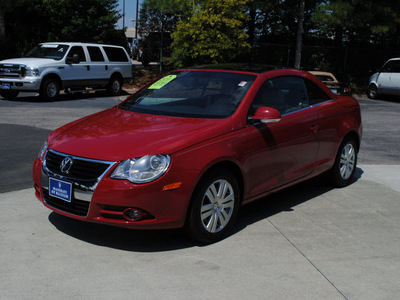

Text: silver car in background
xmin=368 ymin=58 xmax=400 ymax=99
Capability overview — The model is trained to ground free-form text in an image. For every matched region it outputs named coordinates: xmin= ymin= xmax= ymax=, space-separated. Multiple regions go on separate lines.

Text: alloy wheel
xmin=200 ymin=179 xmax=235 ymax=233
xmin=339 ymin=143 xmax=356 ymax=180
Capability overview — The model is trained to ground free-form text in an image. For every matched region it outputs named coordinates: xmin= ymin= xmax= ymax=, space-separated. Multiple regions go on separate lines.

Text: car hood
xmin=0 ymin=57 xmax=57 ymax=68
xmin=48 ymin=107 xmax=232 ymax=161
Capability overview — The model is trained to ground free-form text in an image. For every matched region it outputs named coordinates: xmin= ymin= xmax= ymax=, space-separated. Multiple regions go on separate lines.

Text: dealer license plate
xmin=49 ymin=178 xmax=72 ymax=202
xmin=1 ymin=83 xmax=11 ymax=90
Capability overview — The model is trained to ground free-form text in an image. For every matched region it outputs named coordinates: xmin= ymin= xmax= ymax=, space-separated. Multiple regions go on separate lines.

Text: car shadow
xmin=48 ymin=168 xmax=363 ymax=252
xmin=1 ymin=90 xmax=131 ymax=103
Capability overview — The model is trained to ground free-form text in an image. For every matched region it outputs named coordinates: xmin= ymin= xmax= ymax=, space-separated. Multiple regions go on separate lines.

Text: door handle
xmin=310 ymin=124 xmax=319 ymax=134
xmin=86 ymin=65 xmax=90 ymax=71
xmin=105 ymin=65 xmax=108 ymax=71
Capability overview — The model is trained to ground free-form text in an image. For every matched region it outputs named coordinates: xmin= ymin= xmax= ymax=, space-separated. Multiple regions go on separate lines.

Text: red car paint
xmin=33 ymin=67 xmax=362 ymax=231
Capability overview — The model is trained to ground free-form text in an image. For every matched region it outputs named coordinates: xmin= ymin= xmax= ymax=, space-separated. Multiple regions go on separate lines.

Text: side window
xmin=251 ymin=76 xmax=309 ymax=115
xmin=103 ymin=46 xmax=129 ymax=62
xmin=304 ymin=78 xmax=332 ymax=105
xmin=67 ymin=46 xmax=86 ymax=62
xmin=87 ymin=46 xmax=105 ymax=62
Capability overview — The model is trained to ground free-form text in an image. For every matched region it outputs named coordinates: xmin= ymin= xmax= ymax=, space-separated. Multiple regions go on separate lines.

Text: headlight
xmin=38 ymin=141 xmax=48 ymax=160
xmin=111 ymin=155 xmax=170 ymax=183
xmin=25 ymin=68 xmax=40 ymax=77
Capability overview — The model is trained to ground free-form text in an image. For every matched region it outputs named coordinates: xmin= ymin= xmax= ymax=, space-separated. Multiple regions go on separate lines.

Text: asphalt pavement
xmin=1 ymin=93 xmax=399 ymax=299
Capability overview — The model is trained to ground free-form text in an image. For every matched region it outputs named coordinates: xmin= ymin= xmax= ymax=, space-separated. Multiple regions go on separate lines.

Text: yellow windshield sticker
xmin=148 ymin=75 xmax=177 ymax=89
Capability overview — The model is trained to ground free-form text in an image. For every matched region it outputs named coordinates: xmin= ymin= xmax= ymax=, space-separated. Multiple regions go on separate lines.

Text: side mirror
xmin=252 ymin=107 xmax=281 ymax=124
xmin=66 ymin=54 xmax=80 ymax=64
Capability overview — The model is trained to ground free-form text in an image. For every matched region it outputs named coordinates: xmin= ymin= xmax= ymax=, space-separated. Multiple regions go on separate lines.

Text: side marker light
xmin=162 ymin=182 xmax=182 ymax=191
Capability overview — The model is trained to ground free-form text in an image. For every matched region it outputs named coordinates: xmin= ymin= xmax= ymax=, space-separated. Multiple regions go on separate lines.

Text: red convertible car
xmin=33 ymin=65 xmax=362 ymax=243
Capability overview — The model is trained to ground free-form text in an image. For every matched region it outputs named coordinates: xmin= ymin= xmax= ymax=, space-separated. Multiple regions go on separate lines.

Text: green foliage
xmin=313 ymin=0 xmax=400 ymax=44
xmin=170 ymin=0 xmax=250 ymax=68
xmin=1 ymin=0 xmax=123 ymax=58
xmin=138 ymin=0 xmax=182 ymax=36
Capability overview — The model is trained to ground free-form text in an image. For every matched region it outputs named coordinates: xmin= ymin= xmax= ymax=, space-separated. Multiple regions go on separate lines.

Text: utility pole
xmin=294 ymin=0 xmax=305 ymax=69
xmin=122 ymin=0 xmax=125 ymax=28
xmin=135 ymin=0 xmax=139 ymax=39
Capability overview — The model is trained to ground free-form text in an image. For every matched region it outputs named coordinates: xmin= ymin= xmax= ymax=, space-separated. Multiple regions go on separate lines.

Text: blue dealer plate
xmin=1 ymin=83 xmax=11 ymax=90
xmin=49 ymin=178 xmax=72 ymax=202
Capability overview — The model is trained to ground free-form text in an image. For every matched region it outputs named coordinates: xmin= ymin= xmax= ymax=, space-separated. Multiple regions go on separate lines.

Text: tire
xmin=187 ymin=169 xmax=240 ymax=243
xmin=107 ymin=75 xmax=123 ymax=96
xmin=40 ymin=77 xmax=60 ymax=101
xmin=368 ymin=84 xmax=379 ymax=99
xmin=330 ymin=137 xmax=358 ymax=187
xmin=0 ymin=90 xmax=19 ymax=100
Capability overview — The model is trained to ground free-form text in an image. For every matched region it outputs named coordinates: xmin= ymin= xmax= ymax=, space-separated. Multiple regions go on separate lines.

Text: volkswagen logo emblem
xmin=60 ymin=157 xmax=73 ymax=174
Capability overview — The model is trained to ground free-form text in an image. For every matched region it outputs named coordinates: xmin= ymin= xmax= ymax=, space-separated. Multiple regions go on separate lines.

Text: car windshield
xmin=25 ymin=44 xmax=69 ymax=60
xmin=119 ymin=70 xmax=256 ymax=118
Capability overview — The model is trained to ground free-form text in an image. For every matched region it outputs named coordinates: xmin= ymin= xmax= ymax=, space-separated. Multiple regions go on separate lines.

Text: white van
xmin=0 ymin=42 xmax=132 ymax=100
xmin=368 ymin=58 xmax=400 ymax=99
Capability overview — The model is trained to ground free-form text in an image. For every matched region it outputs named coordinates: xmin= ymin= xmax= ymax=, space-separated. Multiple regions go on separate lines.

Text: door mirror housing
xmin=252 ymin=107 xmax=281 ymax=124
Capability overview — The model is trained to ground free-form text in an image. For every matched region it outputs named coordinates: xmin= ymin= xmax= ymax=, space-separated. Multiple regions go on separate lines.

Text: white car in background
xmin=0 ymin=42 xmax=132 ymax=100
xmin=368 ymin=58 xmax=400 ymax=99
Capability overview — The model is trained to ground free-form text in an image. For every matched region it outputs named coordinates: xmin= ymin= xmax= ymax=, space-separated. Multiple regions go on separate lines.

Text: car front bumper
xmin=33 ymin=156 xmax=199 ymax=230
xmin=0 ymin=77 xmax=42 ymax=92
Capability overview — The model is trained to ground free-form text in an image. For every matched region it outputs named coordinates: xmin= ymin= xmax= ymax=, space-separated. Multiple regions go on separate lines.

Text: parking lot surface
xmin=1 ymin=93 xmax=399 ymax=299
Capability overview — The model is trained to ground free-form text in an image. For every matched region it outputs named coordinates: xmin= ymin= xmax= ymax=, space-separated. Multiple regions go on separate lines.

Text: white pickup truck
xmin=0 ymin=42 xmax=132 ymax=100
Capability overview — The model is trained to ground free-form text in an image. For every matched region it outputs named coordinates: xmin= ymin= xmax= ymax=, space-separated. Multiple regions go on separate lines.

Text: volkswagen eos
xmin=33 ymin=65 xmax=362 ymax=243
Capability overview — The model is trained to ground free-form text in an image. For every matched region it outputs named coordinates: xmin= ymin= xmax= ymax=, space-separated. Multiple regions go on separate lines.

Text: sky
xmin=116 ymin=0 xmax=143 ymax=29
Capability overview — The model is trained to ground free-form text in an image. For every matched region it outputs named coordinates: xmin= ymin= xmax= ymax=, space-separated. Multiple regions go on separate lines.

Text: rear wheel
xmin=40 ymin=77 xmax=60 ymax=101
xmin=187 ymin=169 xmax=240 ymax=243
xmin=0 ymin=90 xmax=19 ymax=100
xmin=330 ymin=137 xmax=358 ymax=187
xmin=107 ymin=75 xmax=123 ymax=96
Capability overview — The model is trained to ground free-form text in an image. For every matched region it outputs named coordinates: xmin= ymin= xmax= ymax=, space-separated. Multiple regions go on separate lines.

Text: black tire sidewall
xmin=187 ymin=169 xmax=240 ymax=243
xmin=107 ymin=76 xmax=122 ymax=96
xmin=368 ymin=85 xmax=378 ymax=99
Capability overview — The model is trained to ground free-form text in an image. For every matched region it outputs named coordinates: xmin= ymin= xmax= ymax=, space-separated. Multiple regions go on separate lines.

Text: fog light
xmin=122 ymin=208 xmax=153 ymax=222
xmin=128 ymin=210 xmax=140 ymax=220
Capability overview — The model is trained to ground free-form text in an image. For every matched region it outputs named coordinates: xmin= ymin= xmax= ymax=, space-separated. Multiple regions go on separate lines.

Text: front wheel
xmin=368 ymin=84 xmax=379 ymax=99
xmin=187 ymin=169 xmax=240 ymax=243
xmin=0 ymin=90 xmax=19 ymax=100
xmin=330 ymin=137 xmax=358 ymax=187
xmin=40 ymin=78 xmax=60 ymax=101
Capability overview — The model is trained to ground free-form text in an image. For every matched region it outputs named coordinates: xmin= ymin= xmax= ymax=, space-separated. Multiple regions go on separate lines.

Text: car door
xmin=377 ymin=60 xmax=395 ymax=95
xmin=64 ymin=46 xmax=91 ymax=87
xmin=243 ymin=76 xmax=319 ymax=197
xmin=388 ymin=60 xmax=400 ymax=95
xmin=87 ymin=46 xmax=109 ymax=86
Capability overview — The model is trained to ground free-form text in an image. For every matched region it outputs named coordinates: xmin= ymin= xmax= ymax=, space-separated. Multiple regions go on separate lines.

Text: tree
xmin=294 ymin=0 xmax=305 ymax=69
xmin=313 ymin=0 xmax=400 ymax=46
xmin=170 ymin=0 xmax=250 ymax=67
xmin=138 ymin=0 xmax=184 ymax=36
xmin=1 ymin=0 xmax=123 ymax=58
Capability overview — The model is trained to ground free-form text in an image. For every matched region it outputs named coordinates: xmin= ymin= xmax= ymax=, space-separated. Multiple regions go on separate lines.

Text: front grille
xmin=42 ymin=150 xmax=115 ymax=217
xmin=45 ymin=150 xmax=112 ymax=180
xmin=42 ymin=188 xmax=90 ymax=216
xmin=0 ymin=64 xmax=24 ymax=78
